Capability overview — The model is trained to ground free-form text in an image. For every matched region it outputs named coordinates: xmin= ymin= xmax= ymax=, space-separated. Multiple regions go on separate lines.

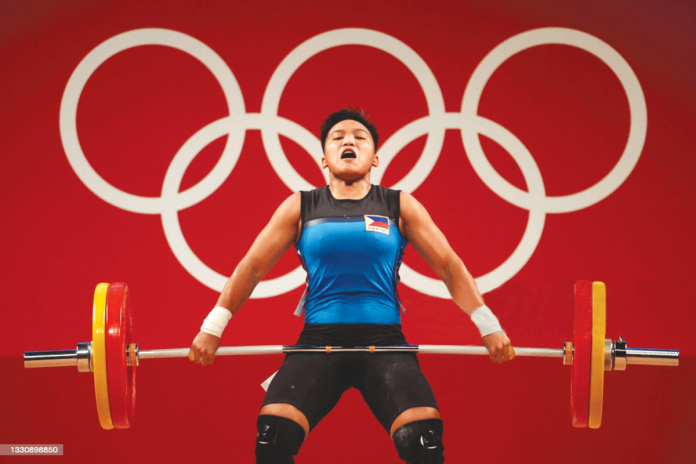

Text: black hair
xmin=320 ymin=108 xmax=379 ymax=153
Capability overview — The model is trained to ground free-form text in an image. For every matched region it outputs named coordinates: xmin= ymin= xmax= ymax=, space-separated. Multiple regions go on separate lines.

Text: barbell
xmin=24 ymin=281 xmax=679 ymax=430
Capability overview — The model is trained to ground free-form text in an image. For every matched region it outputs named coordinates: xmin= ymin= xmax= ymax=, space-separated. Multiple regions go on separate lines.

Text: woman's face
xmin=322 ymin=119 xmax=378 ymax=181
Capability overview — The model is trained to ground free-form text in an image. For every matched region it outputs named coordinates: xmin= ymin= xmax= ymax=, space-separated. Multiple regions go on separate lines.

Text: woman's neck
xmin=328 ymin=177 xmax=372 ymax=200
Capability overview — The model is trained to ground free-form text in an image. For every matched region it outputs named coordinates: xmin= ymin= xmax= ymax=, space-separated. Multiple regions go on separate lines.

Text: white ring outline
xmin=58 ymin=27 xmax=646 ymax=298
xmin=160 ymin=114 xmax=319 ymax=296
xmin=59 ymin=28 xmax=247 ymax=214
xmin=461 ymin=27 xmax=647 ymax=213
xmin=396 ymin=113 xmax=546 ymax=297
xmin=260 ymin=28 xmax=446 ymax=193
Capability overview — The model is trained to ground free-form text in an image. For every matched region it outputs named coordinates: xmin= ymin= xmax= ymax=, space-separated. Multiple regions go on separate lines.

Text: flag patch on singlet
xmin=364 ymin=215 xmax=390 ymax=235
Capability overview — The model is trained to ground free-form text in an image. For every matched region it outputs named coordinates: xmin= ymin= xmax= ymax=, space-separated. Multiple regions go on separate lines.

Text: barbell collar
xmin=77 ymin=342 xmax=92 ymax=372
xmin=614 ymin=337 xmax=627 ymax=370
xmin=128 ymin=343 xmax=139 ymax=367
xmin=604 ymin=339 xmax=613 ymax=372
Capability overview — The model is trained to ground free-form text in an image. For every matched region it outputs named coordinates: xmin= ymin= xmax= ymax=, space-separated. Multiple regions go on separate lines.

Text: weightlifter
xmin=189 ymin=108 xmax=514 ymax=463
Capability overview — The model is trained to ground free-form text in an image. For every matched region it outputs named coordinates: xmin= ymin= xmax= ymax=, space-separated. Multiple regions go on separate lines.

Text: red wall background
xmin=2 ymin=1 xmax=694 ymax=462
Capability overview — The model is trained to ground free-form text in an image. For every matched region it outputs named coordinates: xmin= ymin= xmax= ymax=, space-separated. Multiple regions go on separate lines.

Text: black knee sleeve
xmin=392 ymin=418 xmax=445 ymax=464
xmin=255 ymin=415 xmax=305 ymax=464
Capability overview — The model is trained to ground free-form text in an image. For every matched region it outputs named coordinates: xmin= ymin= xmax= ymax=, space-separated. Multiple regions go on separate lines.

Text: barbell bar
xmin=23 ymin=281 xmax=679 ymax=430
xmin=25 ymin=342 xmax=679 ymax=364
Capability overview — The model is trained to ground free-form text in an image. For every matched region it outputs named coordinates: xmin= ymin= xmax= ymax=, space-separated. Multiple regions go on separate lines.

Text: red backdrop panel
xmin=1 ymin=0 xmax=694 ymax=463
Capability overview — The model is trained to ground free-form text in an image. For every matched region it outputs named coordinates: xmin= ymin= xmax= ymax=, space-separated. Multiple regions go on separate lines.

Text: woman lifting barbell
xmin=188 ymin=108 xmax=514 ymax=464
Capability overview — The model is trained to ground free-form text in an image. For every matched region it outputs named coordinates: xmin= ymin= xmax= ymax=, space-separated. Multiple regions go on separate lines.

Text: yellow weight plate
xmin=588 ymin=281 xmax=606 ymax=429
xmin=92 ymin=283 xmax=114 ymax=430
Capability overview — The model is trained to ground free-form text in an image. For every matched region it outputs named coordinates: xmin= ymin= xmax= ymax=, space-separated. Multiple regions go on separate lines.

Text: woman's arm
xmin=399 ymin=191 xmax=513 ymax=363
xmin=189 ymin=192 xmax=302 ymax=365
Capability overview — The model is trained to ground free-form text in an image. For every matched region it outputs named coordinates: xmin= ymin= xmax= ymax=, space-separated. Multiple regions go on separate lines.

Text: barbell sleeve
xmin=626 ymin=348 xmax=679 ymax=366
xmin=24 ymin=349 xmax=80 ymax=368
xmin=24 ymin=342 xmax=92 ymax=371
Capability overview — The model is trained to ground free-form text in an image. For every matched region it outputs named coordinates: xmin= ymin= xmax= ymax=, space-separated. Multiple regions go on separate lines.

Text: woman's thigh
xmin=356 ymin=353 xmax=439 ymax=433
xmin=262 ymin=352 xmax=352 ymax=431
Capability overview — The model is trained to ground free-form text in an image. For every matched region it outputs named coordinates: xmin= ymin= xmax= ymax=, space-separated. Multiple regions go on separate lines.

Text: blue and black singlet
xmin=295 ymin=185 xmax=408 ymax=345
xmin=262 ymin=185 xmax=440 ymax=432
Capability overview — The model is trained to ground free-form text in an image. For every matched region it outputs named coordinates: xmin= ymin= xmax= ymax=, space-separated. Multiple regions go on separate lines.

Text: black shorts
xmin=261 ymin=324 xmax=439 ymax=433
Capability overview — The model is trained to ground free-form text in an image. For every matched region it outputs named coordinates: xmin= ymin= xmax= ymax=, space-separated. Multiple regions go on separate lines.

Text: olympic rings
xmin=59 ymin=27 xmax=647 ymax=297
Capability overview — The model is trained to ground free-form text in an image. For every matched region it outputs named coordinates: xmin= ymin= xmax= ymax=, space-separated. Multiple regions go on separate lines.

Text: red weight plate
xmin=124 ymin=284 xmax=136 ymax=427
xmin=123 ymin=284 xmax=136 ymax=426
xmin=106 ymin=283 xmax=136 ymax=429
xmin=571 ymin=281 xmax=592 ymax=428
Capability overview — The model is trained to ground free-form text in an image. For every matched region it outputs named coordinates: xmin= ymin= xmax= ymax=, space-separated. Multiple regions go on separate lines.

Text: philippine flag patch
xmin=365 ymin=215 xmax=390 ymax=235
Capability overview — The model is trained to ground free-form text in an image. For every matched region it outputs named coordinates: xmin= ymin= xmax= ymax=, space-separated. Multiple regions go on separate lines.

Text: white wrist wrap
xmin=200 ymin=306 xmax=232 ymax=338
xmin=470 ymin=305 xmax=504 ymax=337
